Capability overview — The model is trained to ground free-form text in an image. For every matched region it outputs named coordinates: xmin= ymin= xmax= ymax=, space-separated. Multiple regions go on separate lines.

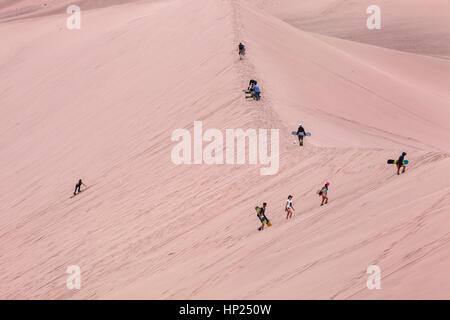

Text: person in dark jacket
xmin=256 ymin=202 xmax=270 ymax=231
xmin=247 ymin=79 xmax=257 ymax=92
xmin=73 ymin=179 xmax=86 ymax=196
xmin=397 ymin=152 xmax=407 ymax=175
xmin=238 ymin=42 xmax=246 ymax=59
xmin=296 ymin=123 xmax=306 ymax=146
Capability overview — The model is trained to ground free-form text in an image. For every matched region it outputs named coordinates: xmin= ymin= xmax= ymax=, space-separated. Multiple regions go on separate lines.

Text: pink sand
xmin=251 ymin=0 xmax=450 ymax=58
xmin=0 ymin=0 xmax=449 ymax=299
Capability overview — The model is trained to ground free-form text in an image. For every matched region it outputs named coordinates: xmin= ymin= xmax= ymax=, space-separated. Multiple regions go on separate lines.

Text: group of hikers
xmin=255 ymin=181 xmax=330 ymax=231
xmin=70 ymin=43 xmax=410 ymax=236
xmin=254 ymin=150 xmax=409 ymax=231
xmin=239 ymin=43 xmax=408 ymax=230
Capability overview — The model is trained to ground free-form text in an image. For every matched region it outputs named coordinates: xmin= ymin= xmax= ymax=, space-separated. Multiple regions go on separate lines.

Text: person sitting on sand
xmin=246 ymin=79 xmax=257 ymax=93
xmin=245 ymin=80 xmax=260 ymax=100
xmin=252 ymin=84 xmax=261 ymax=100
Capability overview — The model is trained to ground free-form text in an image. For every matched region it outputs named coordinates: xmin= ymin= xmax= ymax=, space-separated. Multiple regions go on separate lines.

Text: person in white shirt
xmin=285 ymin=195 xmax=295 ymax=219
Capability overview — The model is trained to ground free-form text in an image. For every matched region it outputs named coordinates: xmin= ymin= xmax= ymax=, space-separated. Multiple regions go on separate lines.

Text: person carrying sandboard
xmin=317 ymin=182 xmax=330 ymax=206
xmin=296 ymin=123 xmax=306 ymax=146
xmin=256 ymin=202 xmax=271 ymax=231
xmin=396 ymin=152 xmax=407 ymax=175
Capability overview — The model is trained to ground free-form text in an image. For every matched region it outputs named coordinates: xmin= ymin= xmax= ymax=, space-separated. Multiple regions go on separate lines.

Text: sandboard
xmin=255 ymin=207 xmax=271 ymax=228
xmin=387 ymin=159 xmax=409 ymax=165
xmin=291 ymin=131 xmax=311 ymax=137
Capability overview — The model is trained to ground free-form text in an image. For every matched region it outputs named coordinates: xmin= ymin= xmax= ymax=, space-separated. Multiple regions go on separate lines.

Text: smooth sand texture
xmin=0 ymin=0 xmax=449 ymax=299
xmin=250 ymin=0 xmax=450 ymax=58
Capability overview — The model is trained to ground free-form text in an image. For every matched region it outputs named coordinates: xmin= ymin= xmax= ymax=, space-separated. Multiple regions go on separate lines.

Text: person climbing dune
xmin=397 ymin=152 xmax=407 ymax=175
xmin=318 ymin=182 xmax=330 ymax=206
xmin=285 ymin=195 xmax=295 ymax=219
xmin=238 ymin=42 xmax=246 ymax=59
xmin=256 ymin=202 xmax=271 ymax=231
xmin=73 ymin=179 xmax=86 ymax=196
xmin=296 ymin=123 xmax=306 ymax=146
xmin=245 ymin=80 xmax=260 ymax=100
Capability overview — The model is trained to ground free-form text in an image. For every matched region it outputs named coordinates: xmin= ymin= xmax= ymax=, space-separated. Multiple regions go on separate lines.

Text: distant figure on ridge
xmin=73 ymin=179 xmax=87 ymax=196
xmin=238 ymin=42 xmax=246 ymax=59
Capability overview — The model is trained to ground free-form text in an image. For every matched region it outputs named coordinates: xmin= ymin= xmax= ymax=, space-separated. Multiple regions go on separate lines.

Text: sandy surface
xmin=0 ymin=0 xmax=449 ymax=299
xmin=249 ymin=0 xmax=450 ymax=58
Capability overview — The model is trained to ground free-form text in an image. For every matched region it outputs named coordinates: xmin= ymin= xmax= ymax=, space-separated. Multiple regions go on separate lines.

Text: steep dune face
xmin=235 ymin=2 xmax=450 ymax=151
xmin=249 ymin=0 xmax=450 ymax=58
xmin=0 ymin=0 xmax=449 ymax=299
xmin=0 ymin=0 xmax=77 ymax=20
xmin=0 ymin=0 xmax=243 ymax=299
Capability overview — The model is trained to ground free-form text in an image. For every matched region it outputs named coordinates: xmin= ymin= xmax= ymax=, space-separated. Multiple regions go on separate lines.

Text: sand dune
xmin=0 ymin=0 xmax=449 ymax=299
xmin=0 ymin=0 xmax=149 ymax=22
xmin=250 ymin=0 xmax=450 ymax=58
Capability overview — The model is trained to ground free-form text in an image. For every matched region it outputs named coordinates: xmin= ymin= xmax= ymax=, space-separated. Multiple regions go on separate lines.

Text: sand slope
xmin=0 ymin=0 xmax=449 ymax=299
xmin=0 ymin=0 xmax=149 ymax=22
xmin=249 ymin=0 xmax=450 ymax=58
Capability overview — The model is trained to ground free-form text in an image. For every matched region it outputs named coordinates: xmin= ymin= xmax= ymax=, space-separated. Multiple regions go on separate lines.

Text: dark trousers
xmin=74 ymin=185 xmax=81 ymax=195
xmin=298 ymin=135 xmax=304 ymax=146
